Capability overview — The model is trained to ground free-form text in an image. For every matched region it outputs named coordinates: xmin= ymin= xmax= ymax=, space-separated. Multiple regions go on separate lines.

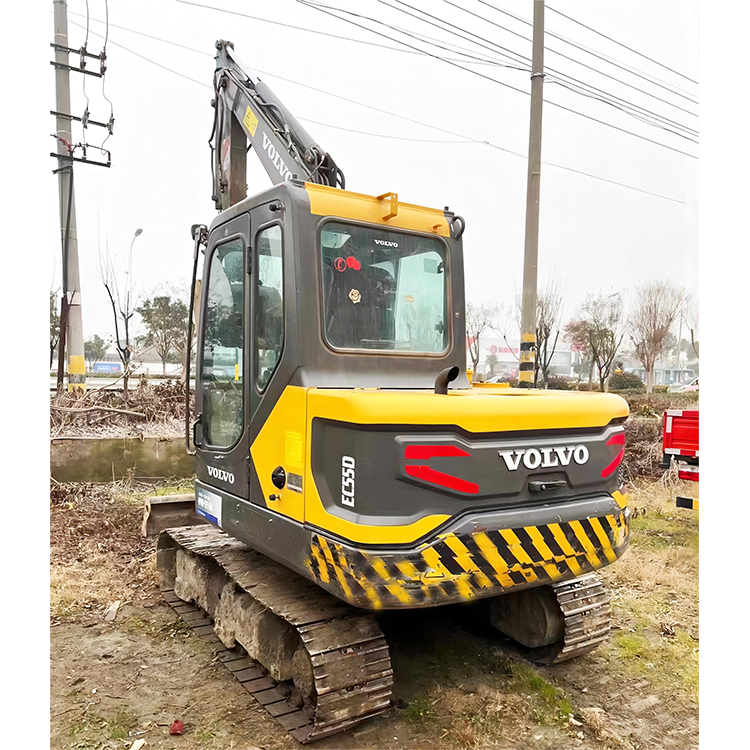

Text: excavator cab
xmin=190 ymin=179 xmax=471 ymax=546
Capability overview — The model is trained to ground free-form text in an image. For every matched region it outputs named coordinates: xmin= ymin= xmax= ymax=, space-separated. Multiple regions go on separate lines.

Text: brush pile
xmin=51 ymin=378 xmax=193 ymax=438
xmin=620 ymin=393 xmax=698 ymax=480
xmin=623 ymin=417 xmax=664 ymax=480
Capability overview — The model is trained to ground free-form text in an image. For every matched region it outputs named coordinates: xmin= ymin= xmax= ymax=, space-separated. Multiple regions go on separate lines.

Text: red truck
xmin=661 ymin=409 xmax=699 ymax=509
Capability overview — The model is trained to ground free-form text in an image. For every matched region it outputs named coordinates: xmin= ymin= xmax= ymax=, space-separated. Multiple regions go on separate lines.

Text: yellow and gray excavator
xmin=157 ymin=41 xmax=630 ymax=743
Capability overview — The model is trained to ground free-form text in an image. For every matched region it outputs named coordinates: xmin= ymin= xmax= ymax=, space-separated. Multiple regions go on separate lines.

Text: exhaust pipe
xmin=434 ymin=366 xmax=459 ymax=395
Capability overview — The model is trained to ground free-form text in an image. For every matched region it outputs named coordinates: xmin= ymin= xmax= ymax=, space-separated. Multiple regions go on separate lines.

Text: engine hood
xmin=307 ymin=387 xmax=629 ymax=433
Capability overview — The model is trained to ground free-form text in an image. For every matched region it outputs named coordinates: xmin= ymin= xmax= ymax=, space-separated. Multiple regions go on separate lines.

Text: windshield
xmin=320 ymin=221 xmax=448 ymax=353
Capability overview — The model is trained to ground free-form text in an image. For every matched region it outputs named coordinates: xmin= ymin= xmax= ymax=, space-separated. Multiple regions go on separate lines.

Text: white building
xmin=468 ymin=336 xmax=577 ymax=381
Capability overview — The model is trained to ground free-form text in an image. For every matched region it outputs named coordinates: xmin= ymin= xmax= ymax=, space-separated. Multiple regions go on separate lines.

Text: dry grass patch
xmin=418 ymin=684 xmax=532 ymax=748
xmin=580 ymin=707 xmax=631 ymax=749
xmin=403 ymin=661 xmax=575 ymax=748
xmin=50 ymin=553 xmax=157 ymax=620
xmin=598 ymin=478 xmax=698 ymax=703
xmin=50 ymin=481 xmax=163 ymax=621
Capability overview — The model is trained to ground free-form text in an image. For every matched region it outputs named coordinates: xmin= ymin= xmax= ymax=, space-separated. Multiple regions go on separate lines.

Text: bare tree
xmin=506 ymin=278 xmax=564 ymax=387
xmin=466 ymin=301 xmax=499 ymax=375
xmin=50 ymin=288 xmax=61 ymax=370
xmin=535 ymin=276 xmax=564 ymax=387
xmin=98 ymin=241 xmax=140 ymax=399
xmin=628 ymin=281 xmax=684 ymax=393
xmin=493 ymin=304 xmax=521 ymax=363
xmin=580 ymin=294 xmax=624 ymax=392
xmin=685 ymin=293 xmax=699 ymax=361
xmin=564 ymin=318 xmax=595 ymax=386
xmin=181 ymin=279 xmax=201 ymax=384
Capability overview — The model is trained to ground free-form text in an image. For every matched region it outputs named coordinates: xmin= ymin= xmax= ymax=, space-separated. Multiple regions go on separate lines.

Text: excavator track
xmin=544 ymin=573 xmax=612 ymax=665
xmin=157 ymin=525 xmax=393 ymax=743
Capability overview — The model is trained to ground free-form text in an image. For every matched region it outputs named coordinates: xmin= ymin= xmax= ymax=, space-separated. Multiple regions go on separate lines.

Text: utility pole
xmin=53 ymin=0 xmax=86 ymax=391
xmin=519 ymin=0 xmax=545 ymax=388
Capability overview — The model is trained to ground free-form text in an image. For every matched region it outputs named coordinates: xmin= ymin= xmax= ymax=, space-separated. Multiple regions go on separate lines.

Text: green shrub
xmin=609 ymin=372 xmax=646 ymax=392
xmin=572 ymin=382 xmax=596 ymax=391
xmin=652 ymin=385 xmax=669 ymax=393
xmin=545 ymin=375 xmax=571 ymax=390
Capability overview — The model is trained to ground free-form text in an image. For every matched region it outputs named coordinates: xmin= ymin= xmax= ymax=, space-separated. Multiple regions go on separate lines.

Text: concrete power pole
xmin=53 ymin=0 xmax=86 ymax=391
xmin=519 ymin=0 xmax=545 ymax=388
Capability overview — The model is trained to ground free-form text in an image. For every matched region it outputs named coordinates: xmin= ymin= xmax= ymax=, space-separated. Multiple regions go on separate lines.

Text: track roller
xmin=490 ymin=573 xmax=612 ymax=664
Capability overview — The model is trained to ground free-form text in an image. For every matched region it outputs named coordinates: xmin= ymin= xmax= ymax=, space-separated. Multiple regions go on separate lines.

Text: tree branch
xmin=51 ymin=405 xmax=147 ymax=419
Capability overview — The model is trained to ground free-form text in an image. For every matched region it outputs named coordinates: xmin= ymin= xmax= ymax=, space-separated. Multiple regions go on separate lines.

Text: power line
xmin=379 ymin=0 xmax=698 ymax=140
xmin=69 ymin=9 xmax=214 ymax=57
xmin=546 ymin=3 xmax=698 ymax=85
xmin=381 ymin=0 xmax=698 ymax=138
xmin=173 ymin=0 xmax=518 ymax=67
xmin=171 ymin=0 xmax=694 ymax=142
xmin=477 ymin=0 xmax=696 ymax=97
xmin=74 ymin=4 xmax=525 ymax=71
xmin=66 ymin=17 xmax=475 ymax=144
xmin=65 ymin=16 xmax=686 ymax=204
xmin=547 ymin=78 xmax=698 ymax=144
xmin=68 ymin=17 xmax=210 ymax=87
xmin=389 ymin=21 xmax=529 ymax=70
xmin=300 ymin=118 xmax=472 ymax=143
xmin=425 ymin=0 xmax=698 ymax=112
xmin=391 ymin=0 xmax=698 ymax=138
xmin=472 ymin=0 xmax=698 ymax=99
xmin=301 ymin=1 xmax=696 ymax=158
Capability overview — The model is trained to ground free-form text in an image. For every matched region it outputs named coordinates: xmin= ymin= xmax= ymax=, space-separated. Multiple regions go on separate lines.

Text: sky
xmin=46 ymin=0 xmax=698 ymax=346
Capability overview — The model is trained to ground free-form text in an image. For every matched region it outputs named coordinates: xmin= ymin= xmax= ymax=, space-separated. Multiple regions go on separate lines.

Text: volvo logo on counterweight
xmin=207 ymin=466 xmax=235 ymax=484
xmin=498 ymin=445 xmax=589 ymax=471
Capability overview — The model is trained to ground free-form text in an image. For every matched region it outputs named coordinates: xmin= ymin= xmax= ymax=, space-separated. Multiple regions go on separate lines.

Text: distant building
xmin=468 ymin=336 xmax=577 ymax=380
xmin=619 ymin=352 xmax=697 ymax=387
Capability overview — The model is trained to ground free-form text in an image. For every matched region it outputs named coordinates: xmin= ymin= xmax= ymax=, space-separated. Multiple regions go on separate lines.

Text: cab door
xmin=246 ymin=202 xmax=295 ymax=515
xmin=194 ymin=212 xmax=251 ymax=505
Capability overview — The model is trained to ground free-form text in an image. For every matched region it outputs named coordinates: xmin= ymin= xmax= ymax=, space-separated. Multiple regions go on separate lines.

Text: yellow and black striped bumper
xmin=305 ymin=493 xmax=629 ymax=609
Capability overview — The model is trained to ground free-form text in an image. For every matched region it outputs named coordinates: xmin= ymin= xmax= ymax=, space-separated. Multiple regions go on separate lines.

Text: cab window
xmin=320 ymin=222 xmax=448 ymax=353
xmin=255 ymin=225 xmax=284 ymax=390
xmin=201 ymin=238 xmax=244 ymax=448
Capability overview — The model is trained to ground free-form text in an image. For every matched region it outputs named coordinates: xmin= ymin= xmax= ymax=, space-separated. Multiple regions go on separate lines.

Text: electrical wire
xmin=468 ymin=0 xmax=698 ymax=100
xmin=69 ymin=17 xmax=209 ymax=87
xmin=547 ymin=78 xmax=698 ymax=144
xmin=299 ymin=118 xmax=471 ymax=142
xmin=390 ymin=0 xmax=698 ymax=138
xmin=65 ymin=17 xmax=685 ymax=204
xmin=378 ymin=0 xmax=698 ymax=138
xmin=84 ymin=0 xmax=90 ymax=47
xmin=300 ymin=0 xmax=697 ymax=158
xmin=392 ymin=0 xmax=698 ymax=116
xmin=173 ymin=0 xmax=518 ymax=67
xmin=546 ymin=3 xmax=698 ymax=85
xmin=476 ymin=0 xmax=696 ymax=97
xmin=99 ymin=0 xmax=114 ymax=150
xmin=103 ymin=0 xmax=109 ymax=48
xmin=73 ymin=3 xmax=528 ymax=74
xmin=81 ymin=0 xmax=91 ymax=137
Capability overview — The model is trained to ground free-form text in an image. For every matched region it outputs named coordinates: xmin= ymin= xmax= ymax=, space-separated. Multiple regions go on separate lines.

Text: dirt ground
xmin=50 ymin=478 xmax=698 ymax=750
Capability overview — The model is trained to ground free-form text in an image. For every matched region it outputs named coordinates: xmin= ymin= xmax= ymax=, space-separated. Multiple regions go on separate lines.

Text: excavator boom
xmin=211 ymin=40 xmax=344 ymax=210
